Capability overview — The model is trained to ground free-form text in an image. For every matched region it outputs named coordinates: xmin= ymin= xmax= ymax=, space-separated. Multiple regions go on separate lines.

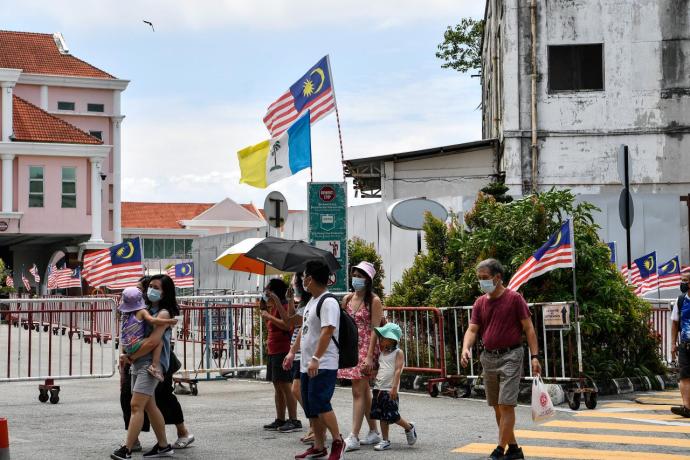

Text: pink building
xmin=0 ymin=31 xmax=128 ymax=287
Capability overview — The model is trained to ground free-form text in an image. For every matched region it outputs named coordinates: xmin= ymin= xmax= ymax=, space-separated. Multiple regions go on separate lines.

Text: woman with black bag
xmin=118 ymin=275 xmax=195 ymax=451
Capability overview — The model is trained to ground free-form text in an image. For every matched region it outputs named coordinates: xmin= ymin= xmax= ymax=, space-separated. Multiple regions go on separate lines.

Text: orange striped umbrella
xmin=214 ymin=238 xmax=288 ymax=275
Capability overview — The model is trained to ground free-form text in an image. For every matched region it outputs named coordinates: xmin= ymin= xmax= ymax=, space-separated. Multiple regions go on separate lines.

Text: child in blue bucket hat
xmin=370 ymin=322 xmax=418 ymax=451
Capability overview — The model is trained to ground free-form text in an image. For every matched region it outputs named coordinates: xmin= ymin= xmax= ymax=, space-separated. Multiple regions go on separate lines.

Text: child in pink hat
xmin=119 ymin=286 xmax=177 ymax=381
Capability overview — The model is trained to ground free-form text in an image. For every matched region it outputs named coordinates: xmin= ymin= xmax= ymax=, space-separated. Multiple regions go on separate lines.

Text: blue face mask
xmin=479 ymin=279 xmax=496 ymax=294
xmin=352 ymin=277 xmax=367 ymax=291
xmin=147 ymin=287 xmax=162 ymax=302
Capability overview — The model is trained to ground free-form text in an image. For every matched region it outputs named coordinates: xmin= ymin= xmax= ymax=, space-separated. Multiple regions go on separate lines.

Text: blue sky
xmin=2 ymin=0 xmax=484 ymax=209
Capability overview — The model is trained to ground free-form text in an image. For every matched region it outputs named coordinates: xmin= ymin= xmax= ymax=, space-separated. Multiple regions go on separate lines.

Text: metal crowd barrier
xmin=646 ymin=298 xmax=675 ymax=364
xmin=0 ymin=297 xmax=118 ymax=404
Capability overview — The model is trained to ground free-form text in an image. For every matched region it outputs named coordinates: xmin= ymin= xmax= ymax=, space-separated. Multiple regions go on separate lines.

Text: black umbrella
xmin=244 ymin=237 xmax=341 ymax=273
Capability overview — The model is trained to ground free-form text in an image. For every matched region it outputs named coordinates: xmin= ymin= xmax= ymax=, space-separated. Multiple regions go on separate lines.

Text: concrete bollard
xmin=0 ymin=417 xmax=9 ymax=460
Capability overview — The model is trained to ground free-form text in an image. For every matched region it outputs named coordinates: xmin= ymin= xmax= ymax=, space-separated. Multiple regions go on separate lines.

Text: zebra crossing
xmin=453 ymin=390 xmax=690 ymax=459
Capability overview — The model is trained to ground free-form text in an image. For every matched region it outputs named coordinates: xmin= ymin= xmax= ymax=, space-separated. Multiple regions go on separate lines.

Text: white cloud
xmin=3 ymin=0 xmax=485 ymax=31
xmin=121 ymin=71 xmax=482 ymax=208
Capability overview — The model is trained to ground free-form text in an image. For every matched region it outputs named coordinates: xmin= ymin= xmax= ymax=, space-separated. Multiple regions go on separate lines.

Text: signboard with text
xmin=543 ymin=303 xmax=571 ymax=330
xmin=308 ymin=182 xmax=347 ymax=293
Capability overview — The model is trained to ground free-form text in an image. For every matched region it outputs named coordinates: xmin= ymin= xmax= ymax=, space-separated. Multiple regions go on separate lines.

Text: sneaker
xmin=295 ymin=446 xmax=328 ymax=459
xmin=263 ymin=418 xmax=286 ymax=430
xmin=146 ymin=364 xmax=165 ymax=382
xmin=405 ymin=423 xmax=417 ymax=446
xmin=504 ymin=446 xmax=524 ymax=460
xmin=132 ymin=440 xmax=142 ymax=453
xmin=373 ymin=440 xmax=391 ymax=451
xmin=111 ymin=446 xmax=131 ymax=460
xmin=142 ymin=444 xmax=174 ymax=458
xmin=329 ymin=436 xmax=346 ymax=460
xmin=671 ymin=406 xmax=690 ymax=418
xmin=278 ymin=419 xmax=303 ymax=433
xmin=360 ymin=430 xmax=381 ymax=445
xmin=488 ymin=446 xmax=505 ymax=460
xmin=344 ymin=433 xmax=360 ymax=452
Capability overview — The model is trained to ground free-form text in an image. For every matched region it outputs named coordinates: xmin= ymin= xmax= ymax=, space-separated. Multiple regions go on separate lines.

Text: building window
xmin=57 ymin=101 xmax=75 ymax=111
xmin=108 ymin=184 xmax=113 ymax=203
xmin=61 ymin=166 xmax=77 ymax=208
xmin=29 ymin=166 xmax=44 ymax=207
xmin=142 ymin=238 xmax=193 ymax=259
xmin=108 ymin=210 xmax=113 ymax=231
xmin=89 ymin=131 xmax=103 ymax=140
xmin=87 ymin=103 xmax=105 ymax=112
xmin=548 ymin=44 xmax=604 ymax=92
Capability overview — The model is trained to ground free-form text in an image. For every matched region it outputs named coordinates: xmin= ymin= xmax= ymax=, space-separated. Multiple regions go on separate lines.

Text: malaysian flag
xmin=658 ymin=256 xmax=681 ymax=291
xmin=5 ymin=274 xmax=13 ymax=287
xmin=47 ymin=264 xmax=59 ymax=290
xmin=166 ymin=262 xmax=194 ymax=288
xmin=263 ymin=55 xmax=336 ymax=137
xmin=630 ymin=251 xmax=658 ymax=296
xmin=607 ymin=242 xmax=616 ymax=265
xmin=56 ymin=267 xmax=82 ymax=289
xmin=82 ymin=237 xmax=144 ymax=289
xmin=29 ymin=263 xmax=41 ymax=283
xmin=507 ymin=220 xmax=575 ymax=291
xmin=21 ymin=272 xmax=31 ymax=292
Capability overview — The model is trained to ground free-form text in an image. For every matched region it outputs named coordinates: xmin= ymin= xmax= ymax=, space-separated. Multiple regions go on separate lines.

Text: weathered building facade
xmin=482 ymin=0 xmax=690 ymax=263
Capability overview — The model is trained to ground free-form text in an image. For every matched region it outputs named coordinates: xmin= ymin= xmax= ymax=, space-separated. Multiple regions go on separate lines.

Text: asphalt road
xmin=2 ymin=376 xmax=690 ymax=459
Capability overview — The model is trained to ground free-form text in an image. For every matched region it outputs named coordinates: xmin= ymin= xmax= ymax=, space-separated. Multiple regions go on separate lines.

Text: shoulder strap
xmin=679 ymin=295 xmax=685 ymax=311
xmin=316 ymin=293 xmax=338 ymax=318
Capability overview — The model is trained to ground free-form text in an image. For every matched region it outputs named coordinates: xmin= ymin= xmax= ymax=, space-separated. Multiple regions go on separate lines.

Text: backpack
xmin=316 ymin=293 xmax=359 ymax=369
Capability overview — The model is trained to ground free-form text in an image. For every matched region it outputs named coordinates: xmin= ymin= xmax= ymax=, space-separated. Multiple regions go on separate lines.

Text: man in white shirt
xmin=294 ymin=260 xmax=345 ymax=460
xmin=671 ymin=272 xmax=690 ymax=417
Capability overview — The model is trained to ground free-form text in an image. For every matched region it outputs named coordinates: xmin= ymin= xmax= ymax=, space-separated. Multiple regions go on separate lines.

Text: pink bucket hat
xmin=352 ymin=261 xmax=376 ymax=281
xmin=118 ymin=286 xmax=146 ymax=313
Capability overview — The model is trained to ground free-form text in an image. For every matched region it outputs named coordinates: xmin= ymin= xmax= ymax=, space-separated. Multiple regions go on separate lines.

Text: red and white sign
xmin=319 ymin=186 xmax=336 ymax=202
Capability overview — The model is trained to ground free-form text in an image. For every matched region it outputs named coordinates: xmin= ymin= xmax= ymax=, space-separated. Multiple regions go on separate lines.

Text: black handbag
xmin=169 ymin=351 xmax=182 ymax=374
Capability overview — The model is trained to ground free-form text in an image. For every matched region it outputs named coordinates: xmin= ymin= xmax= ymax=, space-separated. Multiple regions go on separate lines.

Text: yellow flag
xmin=237 ymin=140 xmax=270 ymax=189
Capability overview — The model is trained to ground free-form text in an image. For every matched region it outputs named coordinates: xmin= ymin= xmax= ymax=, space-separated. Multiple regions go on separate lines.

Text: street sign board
xmin=264 ymin=191 xmax=288 ymax=228
xmin=543 ymin=303 xmax=571 ymax=330
xmin=308 ymin=182 xmax=347 ymax=293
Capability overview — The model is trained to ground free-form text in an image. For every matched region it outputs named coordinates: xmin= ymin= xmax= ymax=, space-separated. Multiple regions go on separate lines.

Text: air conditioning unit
xmin=53 ymin=32 xmax=69 ymax=55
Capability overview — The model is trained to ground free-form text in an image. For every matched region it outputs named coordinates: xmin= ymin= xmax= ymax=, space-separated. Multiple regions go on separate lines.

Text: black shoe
xmin=504 ymin=446 xmax=525 ymax=460
xmin=488 ymin=447 xmax=505 ymax=460
xmin=671 ymin=406 xmax=690 ymax=418
xmin=263 ymin=418 xmax=286 ymax=430
xmin=142 ymin=444 xmax=174 ymax=458
xmin=278 ymin=419 xmax=303 ymax=433
xmin=111 ymin=446 xmax=132 ymax=460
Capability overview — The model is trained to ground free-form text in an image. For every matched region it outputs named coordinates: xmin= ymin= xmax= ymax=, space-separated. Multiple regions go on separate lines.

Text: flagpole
xmin=569 ymin=219 xmax=583 ymax=375
xmin=326 ymin=55 xmax=346 ymax=181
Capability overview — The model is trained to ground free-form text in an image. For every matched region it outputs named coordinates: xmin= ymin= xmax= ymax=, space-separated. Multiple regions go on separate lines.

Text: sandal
xmin=173 ymin=434 xmax=195 ymax=449
xmin=300 ymin=431 xmax=315 ymax=444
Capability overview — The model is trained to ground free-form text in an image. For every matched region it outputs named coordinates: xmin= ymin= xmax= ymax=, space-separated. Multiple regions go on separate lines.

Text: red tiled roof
xmin=13 ymin=95 xmax=103 ymax=144
xmin=122 ymin=202 xmax=215 ymax=229
xmin=0 ymin=30 xmax=114 ymax=79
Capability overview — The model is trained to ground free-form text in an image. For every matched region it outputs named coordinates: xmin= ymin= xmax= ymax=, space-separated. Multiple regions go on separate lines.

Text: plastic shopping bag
xmin=531 ymin=376 xmax=555 ymax=422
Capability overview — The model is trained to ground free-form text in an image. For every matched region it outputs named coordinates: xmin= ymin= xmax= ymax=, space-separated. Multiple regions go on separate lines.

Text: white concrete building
xmin=481 ymin=0 xmax=690 ymax=263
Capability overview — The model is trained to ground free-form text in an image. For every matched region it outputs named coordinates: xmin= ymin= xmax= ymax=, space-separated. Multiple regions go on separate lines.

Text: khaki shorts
xmin=480 ymin=347 xmax=524 ymax=406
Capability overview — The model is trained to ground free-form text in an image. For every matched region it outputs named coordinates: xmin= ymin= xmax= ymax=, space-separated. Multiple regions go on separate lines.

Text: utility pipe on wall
xmin=530 ymin=0 xmax=538 ymax=193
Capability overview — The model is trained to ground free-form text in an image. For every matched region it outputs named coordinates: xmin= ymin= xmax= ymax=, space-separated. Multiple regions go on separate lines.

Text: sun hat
xmin=352 ymin=261 xmax=376 ymax=281
xmin=374 ymin=322 xmax=402 ymax=342
xmin=118 ymin=286 xmax=147 ymax=313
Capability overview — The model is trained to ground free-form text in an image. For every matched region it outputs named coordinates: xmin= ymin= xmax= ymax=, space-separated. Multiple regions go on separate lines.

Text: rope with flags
xmin=507 ymin=220 xmax=575 ymax=291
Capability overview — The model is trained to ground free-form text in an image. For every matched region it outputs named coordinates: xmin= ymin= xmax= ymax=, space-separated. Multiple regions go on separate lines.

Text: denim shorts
xmin=300 ymin=369 xmax=337 ymax=419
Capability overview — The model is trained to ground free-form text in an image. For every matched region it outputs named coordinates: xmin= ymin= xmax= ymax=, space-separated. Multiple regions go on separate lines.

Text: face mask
xmin=147 ymin=288 xmax=162 ymax=302
xmin=352 ymin=278 xmax=366 ymax=291
xmin=682 ymin=283 xmax=689 ymax=294
xmin=302 ymin=278 xmax=310 ymax=293
xmin=261 ymin=292 xmax=269 ymax=302
xmin=479 ymin=279 xmax=496 ymax=294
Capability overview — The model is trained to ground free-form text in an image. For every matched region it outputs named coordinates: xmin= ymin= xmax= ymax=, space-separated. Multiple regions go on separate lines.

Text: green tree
xmin=348 ymin=238 xmax=384 ymax=298
xmin=436 ymin=18 xmax=485 ymax=73
xmin=388 ymin=189 xmax=665 ymax=380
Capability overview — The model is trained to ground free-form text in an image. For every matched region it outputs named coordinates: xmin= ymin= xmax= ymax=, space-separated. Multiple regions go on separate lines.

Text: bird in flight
xmin=143 ymin=20 xmax=155 ymax=32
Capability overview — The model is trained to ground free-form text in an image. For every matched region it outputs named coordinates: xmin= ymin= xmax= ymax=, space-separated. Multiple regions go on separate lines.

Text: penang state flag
xmin=658 ymin=256 xmax=681 ymax=291
xmin=633 ymin=251 xmax=658 ymax=295
xmin=263 ymin=56 xmax=336 ymax=137
xmin=238 ymin=112 xmax=312 ymax=189
xmin=507 ymin=220 xmax=575 ymax=291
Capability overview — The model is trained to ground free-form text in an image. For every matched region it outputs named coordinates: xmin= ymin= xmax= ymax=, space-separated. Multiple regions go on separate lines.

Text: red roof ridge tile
xmin=13 ymin=95 xmax=103 ymax=144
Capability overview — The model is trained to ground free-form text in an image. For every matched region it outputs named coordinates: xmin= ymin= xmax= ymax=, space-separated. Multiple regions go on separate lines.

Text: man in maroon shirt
xmin=461 ymin=259 xmax=541 ymax=460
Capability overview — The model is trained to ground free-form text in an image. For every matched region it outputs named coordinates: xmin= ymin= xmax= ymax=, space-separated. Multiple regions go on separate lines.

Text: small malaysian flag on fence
xmin=82 ymin=238 xmax=144 ymax=290
xmin=29 ymin=263 xmax=41 ymax=283
xmin=507 ymin=220 xmax=575 ymax=291
xmin=56 ymin=267 xmax=82 ymax=289
xmin=21 ymin=272 xmax=31 ymax=292
xmin=47 ymin=264 xmax=59 ymax=290
xmin=166 ymin=262 xmax=194 ymax=288
xmin=5 ymin=274 xmax=13 ymax=287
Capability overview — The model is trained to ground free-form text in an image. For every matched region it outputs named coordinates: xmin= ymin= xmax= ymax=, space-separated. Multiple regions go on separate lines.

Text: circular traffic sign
xmin=319 ymin=186 xmax=336 ymax=202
